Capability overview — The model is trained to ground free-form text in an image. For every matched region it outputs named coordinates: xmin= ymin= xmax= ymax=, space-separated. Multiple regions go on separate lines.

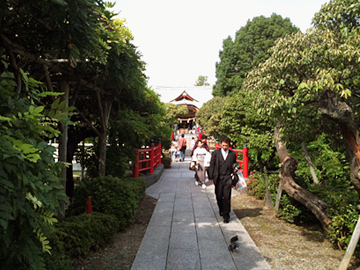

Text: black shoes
xmin=223 ymin=215 xmax=230 ymax=223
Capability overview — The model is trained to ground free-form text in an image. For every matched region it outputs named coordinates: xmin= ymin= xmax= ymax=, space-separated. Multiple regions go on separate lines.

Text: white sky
xmin=111 ymin=0 xmax=329 ymax=88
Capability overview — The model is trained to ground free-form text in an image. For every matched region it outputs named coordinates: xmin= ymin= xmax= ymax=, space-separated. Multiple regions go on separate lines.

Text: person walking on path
xmin=191 ymin=134 xmax=209 ymax=156
xmin=178 ymin=134 xmax=187 ymax=161
xmin=191 ymin=134 xmax=209 ymax=181
xmin=190 ymin=137 xmax=196 ymax=150
xmin=192 ymin=140 xmax=211 ymax=189
xmin=208 ymin=136 xmax=237 ymax=223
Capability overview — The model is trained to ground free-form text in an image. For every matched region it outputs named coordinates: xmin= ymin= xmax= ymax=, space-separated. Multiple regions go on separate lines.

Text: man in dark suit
xmin=208 ymin=136 xmax=237 ymax=223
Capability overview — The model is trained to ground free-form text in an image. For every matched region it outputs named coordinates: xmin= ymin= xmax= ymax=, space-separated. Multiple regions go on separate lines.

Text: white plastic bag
xmin=235 ymin=171 xmax=247 ymax=190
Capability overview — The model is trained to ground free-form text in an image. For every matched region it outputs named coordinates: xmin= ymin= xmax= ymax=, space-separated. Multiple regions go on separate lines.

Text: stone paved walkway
xmin=132 ymin=158 xmax=271 ymax=270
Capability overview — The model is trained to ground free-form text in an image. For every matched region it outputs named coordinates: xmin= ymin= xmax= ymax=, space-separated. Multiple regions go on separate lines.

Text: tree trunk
xmin=274 ymin=127 xmax=330 ymax=230
xmin=318 ymin=90 xmax=360 ymax=197
xmin=96 ymin=91 xmax=112 ymax=176
xmin=58 ymin=81 xmax=69 ymax=215
xmin=301 ymin=142 xmax=319 ymax=184
xmin=59 ymin=81 xmax=69 ymax=192
xmin=98 ymin=130 xmax=107 ymax=176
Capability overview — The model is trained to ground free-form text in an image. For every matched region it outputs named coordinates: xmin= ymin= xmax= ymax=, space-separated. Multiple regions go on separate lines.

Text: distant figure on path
xmin=191 ymin=137 xmax=196 ymax=150
xmin=208 ymin=136 xmax=237 ymax=223
xmin=169 ymin=139 xmax=178 ymax=162
xmin=178 ymin=134 xmax=187 ymax=162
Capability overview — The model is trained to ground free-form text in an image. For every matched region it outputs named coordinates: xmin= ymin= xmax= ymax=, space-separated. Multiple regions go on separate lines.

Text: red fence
xmin=215 ymin=144 xmax=249 ymax=178
xmin=133 ymin=143 xmax=162 ymax=178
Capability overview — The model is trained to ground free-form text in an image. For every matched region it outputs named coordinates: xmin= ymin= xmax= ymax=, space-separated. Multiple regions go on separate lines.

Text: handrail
xmin=133 ymin=143 xmax=162 ymax=178
xmin=215 ymin=144 xmax=249 ymax=178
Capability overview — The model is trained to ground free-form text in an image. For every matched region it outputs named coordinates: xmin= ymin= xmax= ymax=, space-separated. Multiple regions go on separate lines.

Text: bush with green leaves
xmin=126 ymin=177 xmax=146 ymax=202
xmin=43 ymin=232 xmax=73 ymax=270
xmin=162 ymin=156 xmax=172 ymax=168
xmin=310 ymin=183 xmax=359 ymax=250
xmin=247 ymin=171 xmax=278 ymax=200
xmin=248 ymin=171 xmax=317 ymax=225
xmin=69 ymin=175 xmax=144 ymax=230
xmin=276 ymin=195 xmax=302 ymax=223
xmin=0 ymin=65 xmax=68 ymax=270
xmin=50 ymin=212 xmax=118 ymax=259
xmin=327 ymin=205 xmax=359 ymax=252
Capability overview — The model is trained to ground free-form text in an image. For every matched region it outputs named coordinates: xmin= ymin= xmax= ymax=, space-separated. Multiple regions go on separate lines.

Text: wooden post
xmin=338 ymin=216 xmax=360 ymax=270
xmin=150 ymin=145 xmax=155 ymax=174
xmin=81 ymin=140 xmax=85 ymax=180
xmin=158 ymin=138 xmax=162 ymax=165
xmin=265 ymin=177 xmax=273 ymax=208
xmin=154 ymin=145 xmax=159 ymax=169
xmin=133 ymin=149 xmax=139 ymax=178
xmin=243 ymin=146 xmax=249 ymax=178
xmin=275 ymin=180 xmax=283 ymax=210
xmin=301 ymin=142 xmax=319 ymax=184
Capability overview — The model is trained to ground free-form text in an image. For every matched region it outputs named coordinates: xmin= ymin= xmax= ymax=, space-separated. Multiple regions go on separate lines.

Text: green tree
xmin=219 ymin=93 xmax=278 ymax=171
xmin=195 ymin=75 xmax=210 ymax=86
xmin=242 ymin=0 xmax=360 ymax=228
xmin=196 ymin=96 xmax=226 ymax=138
xmin=164 ymin=103 xmax=189 ymax=127
xmin=213 ymin=13 xmax=299 ymax=97
xmin=1 ymin=0 xmax=164 ymax=184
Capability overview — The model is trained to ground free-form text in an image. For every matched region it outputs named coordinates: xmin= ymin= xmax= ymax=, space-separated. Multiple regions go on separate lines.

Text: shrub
xmin=69 ymin=176 xmax=138 ymax=230
xmin=52 ymin=212 xmax=118 ymax=258
xmin=276 ymin=194 xmax=302 ymax=223
xmin=327 ymin=205 xmax=359 ymax=252
xmin=162 ymin=157 xmax=172 ymax=168
xmin=247 ymin=171 xmax=278 ymax=200
xmin=248 ymin=171 xmax=308 ymax=224
xmin=126 ymin=177 xmax=146 ymax=202
xmin=43 ymin=232 xmax=73 ymax=270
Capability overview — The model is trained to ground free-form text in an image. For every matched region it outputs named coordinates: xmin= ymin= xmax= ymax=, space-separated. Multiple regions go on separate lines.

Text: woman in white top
xmin=192 ymin=140 xmax=211 ymax=188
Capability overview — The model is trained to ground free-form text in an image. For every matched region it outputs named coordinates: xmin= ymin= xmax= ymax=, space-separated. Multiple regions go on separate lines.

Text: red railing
xmin=215 ymin=144 xmax=249 ymax=178
xmin=133 ymin=143 xmax=162 ymax=178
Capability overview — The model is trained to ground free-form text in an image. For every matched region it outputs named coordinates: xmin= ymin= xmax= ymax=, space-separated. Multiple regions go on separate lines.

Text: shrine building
xmin=154 ymin=86 xmax=213 ymax=133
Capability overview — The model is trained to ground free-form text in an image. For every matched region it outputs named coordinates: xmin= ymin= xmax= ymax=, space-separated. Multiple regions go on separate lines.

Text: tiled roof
xmin=154 ymin=86 xmax=213 ymax=108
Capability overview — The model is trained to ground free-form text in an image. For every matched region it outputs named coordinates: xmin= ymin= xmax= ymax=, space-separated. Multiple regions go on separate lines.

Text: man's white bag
xmin=235 ymin=171 xmax=247 ymax=191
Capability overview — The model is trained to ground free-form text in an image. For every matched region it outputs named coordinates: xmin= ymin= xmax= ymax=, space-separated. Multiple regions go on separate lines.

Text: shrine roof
xmin=170 ymin=91 xmax=198 ymax=102
xmin=154 ymin=86 xmax=213 ymax=108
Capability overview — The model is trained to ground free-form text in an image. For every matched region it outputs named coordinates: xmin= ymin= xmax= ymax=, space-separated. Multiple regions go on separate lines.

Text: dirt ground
xmin=232 ymin=192 xmax=360 ymax=270
xmin=71 ymin=195 xmax=157 ymax=270
xmin=72 ymin=192 xmax=360 ymax=270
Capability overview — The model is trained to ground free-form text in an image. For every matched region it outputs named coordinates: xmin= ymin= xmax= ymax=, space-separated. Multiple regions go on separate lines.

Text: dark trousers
xmin=215 ymin=176 xmax=232 ymax=217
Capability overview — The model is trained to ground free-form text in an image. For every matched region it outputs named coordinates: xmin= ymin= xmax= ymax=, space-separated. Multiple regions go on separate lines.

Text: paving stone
xmin=167 ymin=248 xmax=201 ymax=270
xmin=173 ymin=211 xmax=194 ymax=222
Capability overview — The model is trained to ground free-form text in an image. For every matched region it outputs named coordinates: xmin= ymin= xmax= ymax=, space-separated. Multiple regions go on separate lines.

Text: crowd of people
xmin=169 ymin=134 xmax=238 ymax=224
